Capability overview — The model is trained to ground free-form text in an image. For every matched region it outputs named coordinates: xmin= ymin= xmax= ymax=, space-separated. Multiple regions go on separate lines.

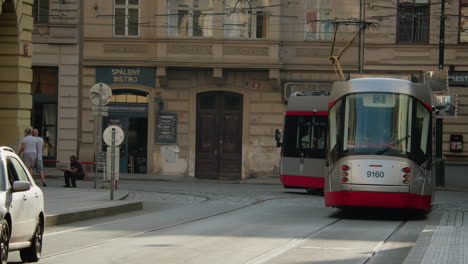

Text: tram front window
xmin=283 ymin=115 xmax=327 ymax=158
xmin=343 ymin=93 xmax=413 ymax=155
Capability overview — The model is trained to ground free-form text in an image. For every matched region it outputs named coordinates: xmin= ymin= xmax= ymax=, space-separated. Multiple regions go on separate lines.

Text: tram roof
xmin=330 ymin=78 xmax=432 ymax=105
xmin=286 ymin=91 xmax=330 ymax=112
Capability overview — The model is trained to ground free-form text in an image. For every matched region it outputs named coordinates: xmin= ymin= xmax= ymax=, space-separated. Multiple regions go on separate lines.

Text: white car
xmin=0 ymin=147 xmax=44 ymax=263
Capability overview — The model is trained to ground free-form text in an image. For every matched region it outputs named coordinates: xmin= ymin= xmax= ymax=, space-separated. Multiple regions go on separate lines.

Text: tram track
xmin=41 ymin=194 xmax=292 ymax=260
xmin=247 ymin=214 xmax=409 ymax=264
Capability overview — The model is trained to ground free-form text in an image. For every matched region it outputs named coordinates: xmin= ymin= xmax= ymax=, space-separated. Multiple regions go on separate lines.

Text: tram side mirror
xmin=275 ymin=129 xmax=282 ymax=147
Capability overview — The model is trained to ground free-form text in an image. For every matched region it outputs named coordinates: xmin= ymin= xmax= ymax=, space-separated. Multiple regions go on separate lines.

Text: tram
xmin=277 ymin=91 xmax=329 ymax=193
xmin=325 ymin=78 xmax=434 ymax=211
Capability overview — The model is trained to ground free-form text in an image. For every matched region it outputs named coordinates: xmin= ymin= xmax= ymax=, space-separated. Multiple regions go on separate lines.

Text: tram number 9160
xmin=367 ymin=171 xmax=384 ymax=178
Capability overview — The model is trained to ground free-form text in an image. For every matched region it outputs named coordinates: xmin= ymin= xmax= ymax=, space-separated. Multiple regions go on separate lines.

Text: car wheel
xmin=20 ymin=221 xmax=43 ymax=263
xmin=0 ymin=219 xmax=9 ymax=264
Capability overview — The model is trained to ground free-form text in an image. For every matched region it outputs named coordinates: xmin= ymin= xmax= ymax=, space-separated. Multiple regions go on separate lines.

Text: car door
xmin=6 ymin=156 xmax=36 ymax=243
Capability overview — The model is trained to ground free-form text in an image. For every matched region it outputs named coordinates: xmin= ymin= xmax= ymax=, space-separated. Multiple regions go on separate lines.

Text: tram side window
xmin=413 ymin=102 xmax=431 ymax=161
xmin=283 ymin=115 xmax=327 ymax=158
xmin=329 ymin=100 xmax=343 ymax=163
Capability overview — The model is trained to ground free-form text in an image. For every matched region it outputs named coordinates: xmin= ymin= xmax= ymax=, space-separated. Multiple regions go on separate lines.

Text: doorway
xmin=196 ymin=92 xmax=243 ymax=180
xmin=103 ymin=103 xmax=148 ymax=174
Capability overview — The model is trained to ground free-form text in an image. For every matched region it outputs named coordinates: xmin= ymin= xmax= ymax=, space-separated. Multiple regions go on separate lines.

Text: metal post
xmin=94 ymin=84 xmax=104 ymax=189
xmin=436 ymin=0 xmax=446 ymax=186
xmin=359 ymin=0 xmax=365 ymax=73
xmin=110 ymin=128 xmax=115 ymax=200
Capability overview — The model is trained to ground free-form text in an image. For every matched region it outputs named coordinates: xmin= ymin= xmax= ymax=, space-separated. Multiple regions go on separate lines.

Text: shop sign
xmin=283 ymin=82 xmax=332 ymax=101
xmin=107 ymin=104 xmax=148 ymax=114
xmin=449 ymin=72 xmax=468 ymax=87
xmin=96 ymin=66 xmax=156 ymax=88
xmin=155 ymin=113 xmax=178 ymax=143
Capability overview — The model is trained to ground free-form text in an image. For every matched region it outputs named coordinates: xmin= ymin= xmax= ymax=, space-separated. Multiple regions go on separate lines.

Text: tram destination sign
xmin=283 ymin=82 xmax=332 ymax=101
xmin=155 ymin=112 xmax=178 ymax=143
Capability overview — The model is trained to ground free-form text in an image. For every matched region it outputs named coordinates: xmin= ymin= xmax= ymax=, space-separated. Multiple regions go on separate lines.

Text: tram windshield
xmin=283 ymin=115 xmax=327 ymax=159
xmin=329 ymin=93 xmax=431 ymax=163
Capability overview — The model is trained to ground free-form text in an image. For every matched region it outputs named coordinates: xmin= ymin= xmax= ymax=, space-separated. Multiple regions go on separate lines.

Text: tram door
xmin=196 ymin=92 xmax=243 ymax=180
xmin=103 ymin=116 xmax=147 ymax=174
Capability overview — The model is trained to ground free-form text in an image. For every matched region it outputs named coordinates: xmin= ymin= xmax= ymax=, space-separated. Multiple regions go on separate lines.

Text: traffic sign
xmin=92 ymin=111 xmax=108 ymax=116
xmin=103 ymin=125 xmax=125 ymax=146
xmin=92 ymin=105 xmax=109 ymax=111
xmin=89 ymin=83 xmax=112 ymax=106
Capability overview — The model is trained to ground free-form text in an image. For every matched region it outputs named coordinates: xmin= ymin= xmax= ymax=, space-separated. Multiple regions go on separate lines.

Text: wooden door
xmin=196 ymin=92 xmax=243 ymax=179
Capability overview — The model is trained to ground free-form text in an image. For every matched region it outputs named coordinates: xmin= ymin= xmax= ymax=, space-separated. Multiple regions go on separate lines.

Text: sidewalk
xmin=403 ymin=190 xmax=468 ymax=264
xmin=42 ymin=185 xmax=143 ymax=227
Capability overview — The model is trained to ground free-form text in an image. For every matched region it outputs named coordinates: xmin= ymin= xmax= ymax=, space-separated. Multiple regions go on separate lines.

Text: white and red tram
xmin=279 ymin=91 xmax=329 ymax=193
xmin=325 ymin=78 xmax=434 ymax=211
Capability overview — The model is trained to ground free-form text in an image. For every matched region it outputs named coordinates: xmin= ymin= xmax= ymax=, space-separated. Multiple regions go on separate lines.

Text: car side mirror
xmin=12 ymin=181 xmax=31 ymax=192
xmin=275 ymin=129 xmax=282 ymax=147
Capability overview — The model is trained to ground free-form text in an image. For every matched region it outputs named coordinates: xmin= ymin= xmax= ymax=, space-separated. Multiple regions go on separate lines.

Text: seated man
xmin=62 ymin=155 xmax=84 ymax=188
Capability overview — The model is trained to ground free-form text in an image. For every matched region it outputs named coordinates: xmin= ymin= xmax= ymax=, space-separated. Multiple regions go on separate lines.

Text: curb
xmin=45 ymin=200 xmax=144 ymax=227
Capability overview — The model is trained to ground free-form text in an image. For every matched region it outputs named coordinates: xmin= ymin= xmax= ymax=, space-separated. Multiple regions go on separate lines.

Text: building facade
xmin=31 ymin=0 xmax=80 ymax=163
xmin=76 ymin=0 xmax=467 ymax=182
xmin=0 ymin=0 xmax=33 ymax=149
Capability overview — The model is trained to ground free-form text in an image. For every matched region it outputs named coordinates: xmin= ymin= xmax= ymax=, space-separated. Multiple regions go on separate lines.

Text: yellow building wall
xmin=0 ymin=0 xmax=33 ymax=150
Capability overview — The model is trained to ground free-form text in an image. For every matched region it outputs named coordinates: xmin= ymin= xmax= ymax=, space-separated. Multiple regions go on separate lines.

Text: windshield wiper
xmin=376 ymin=135 xmax=412 ymax=155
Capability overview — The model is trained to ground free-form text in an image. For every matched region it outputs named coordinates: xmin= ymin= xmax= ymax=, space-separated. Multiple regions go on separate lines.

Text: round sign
xmin=103 ymin=125 xmax=124 ymax=146
xmin=89 ymin=83 xmax=112 ymax=106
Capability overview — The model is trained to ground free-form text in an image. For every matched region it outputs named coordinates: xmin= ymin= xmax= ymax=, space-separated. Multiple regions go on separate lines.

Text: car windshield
xmin=328 ymin=92 xmax=432 ymax=164
xmin=342 ymin=93 xmax=413 ymax=155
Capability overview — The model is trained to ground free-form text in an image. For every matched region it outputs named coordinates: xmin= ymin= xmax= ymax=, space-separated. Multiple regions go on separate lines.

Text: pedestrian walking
xmin=32 ymin=129 xmax=47 ymax=187
xmin=18 ymin=128 xmax=38 ymax=175
xmin=62 ymin=155 xmax=84 ymax=188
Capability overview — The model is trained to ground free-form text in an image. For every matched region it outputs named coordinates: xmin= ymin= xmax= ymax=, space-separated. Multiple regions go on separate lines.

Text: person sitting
xmin=62 ymin=155 xmax=84 ymax=188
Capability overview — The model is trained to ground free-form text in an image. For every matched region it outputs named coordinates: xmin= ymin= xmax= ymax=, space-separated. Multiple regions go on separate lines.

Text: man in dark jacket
xmin=62 ymin=155 xmax=84 ymax=188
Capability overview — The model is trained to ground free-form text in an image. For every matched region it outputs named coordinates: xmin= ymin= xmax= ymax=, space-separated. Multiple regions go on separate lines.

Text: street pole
xmin=359 ymin=0 xmax=365 ymax=73
xmin=94 ymin=84 xmax=104 ymax=189
xmin=110 ymin=128 xmax=115 ymax=200
xmin=436 ymin=0 xmax=446 ymax=186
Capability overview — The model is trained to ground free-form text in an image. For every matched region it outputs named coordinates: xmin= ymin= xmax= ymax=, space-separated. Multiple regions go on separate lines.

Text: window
xmin=305 ymin=0 xmax=331 ymax=40
xmin=397 ymin=0 xmax=429 ymax=43
xmin=32 ymin=67 xmax=57 ymax=161
xmin=33 ymin=0 xmax=49 ymax=24
xmin=7 ymin=158 xmax=31 ymax=184
xmin=224 ymin=0 xmax=268 ymax=38
xmin=114 ymin=0 xmax=139 ymax=37
xmin=168 ymin=0 xmax=214 ymax=37
xmin=283 ymin=115 xmax=327 ymax=159
xmin=460 ymin=0 xmax=468 ymax=43
xmin=109 ymin=91 xmax=148 ymax=103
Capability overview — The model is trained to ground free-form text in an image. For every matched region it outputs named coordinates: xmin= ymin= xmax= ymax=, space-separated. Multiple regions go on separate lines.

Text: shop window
xmin=32 ymin=67 xmax=58 ymax=162
xmin=167 ymin=0 xmax=214 ymax=37
xmin=397 ymin=0 xmax=429 ymax=43
xmin=223 ymin=0 xmax=268 ymax=38
xmin=33 ymin=0 xmax=49 ymax=24
xmin=114 ymin=0 xmax=139 ymax=37
xmin=460 ymin=0 xmax=468 ymax=43
xmin=305 ymin=0 xmax=331 ymax=41
xmin=109 ymin=92 xmax=148 ymax=103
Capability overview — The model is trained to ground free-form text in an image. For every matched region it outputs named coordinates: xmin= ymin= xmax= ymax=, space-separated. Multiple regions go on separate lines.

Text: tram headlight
xmin=402 ymin=167 xmax=411 ymax=173
xmin=341 ymin=165 xmax=350 ymax=171
xmin=403 ymin=180 xmax=410 ymax=184
xmin=342 ymin=172 xmax=348 ymax=177
xmin=403 ymin=174 xmax=410 ymax=179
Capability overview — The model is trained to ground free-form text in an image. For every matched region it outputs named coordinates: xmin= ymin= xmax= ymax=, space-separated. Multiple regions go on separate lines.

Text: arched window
xmin=110 ymin=90 xmax=148 ymax=103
